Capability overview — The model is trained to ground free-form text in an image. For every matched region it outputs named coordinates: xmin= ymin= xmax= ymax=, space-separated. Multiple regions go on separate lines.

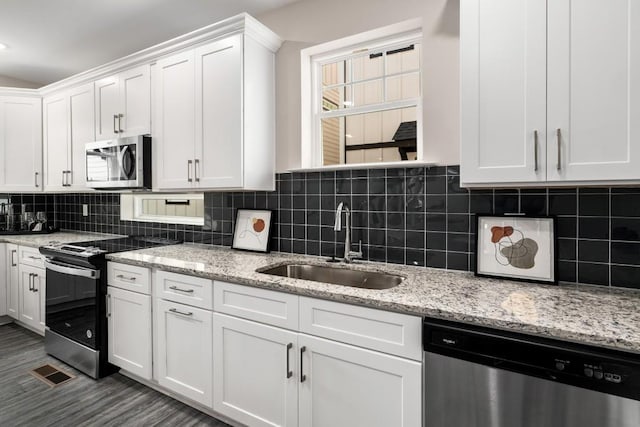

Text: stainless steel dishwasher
xmin=424 ymin=318 xmax=640 ymax=427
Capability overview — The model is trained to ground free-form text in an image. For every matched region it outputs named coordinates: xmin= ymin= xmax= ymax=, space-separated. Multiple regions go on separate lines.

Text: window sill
xmin=288 ymin=160 xmax=437 ymax=173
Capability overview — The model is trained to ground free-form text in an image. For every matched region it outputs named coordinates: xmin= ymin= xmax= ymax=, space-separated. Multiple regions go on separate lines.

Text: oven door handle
xmin=44 ymin=259 xmax=101 ymax=279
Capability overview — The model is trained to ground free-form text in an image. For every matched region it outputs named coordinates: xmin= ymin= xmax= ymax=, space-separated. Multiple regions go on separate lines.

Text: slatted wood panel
xmin=0 ymin=324 xmax=230 ymax=426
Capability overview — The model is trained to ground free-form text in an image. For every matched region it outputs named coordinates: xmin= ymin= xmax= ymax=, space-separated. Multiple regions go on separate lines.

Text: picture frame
xmin=231 ymin=209 xmax=274 ymax=253
xmin=474 ymin=215 xmax=557 ymax=285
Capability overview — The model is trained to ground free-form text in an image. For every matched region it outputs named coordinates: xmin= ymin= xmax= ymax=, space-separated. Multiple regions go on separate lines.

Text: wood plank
xmin=0 ymin=324 xmax=230 ymax=426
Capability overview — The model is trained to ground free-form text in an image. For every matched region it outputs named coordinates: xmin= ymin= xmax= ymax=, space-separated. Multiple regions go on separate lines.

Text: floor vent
xmin=30 ymin=364 xmax=75 ymax=387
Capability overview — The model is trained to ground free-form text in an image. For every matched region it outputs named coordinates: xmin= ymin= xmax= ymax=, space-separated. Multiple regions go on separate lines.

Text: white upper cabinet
xmin=154 ymin=21 xmax=279 ymax=191
xmin=547 ymin=0 xmax=640 ymax=182
xmin=0 ymin=96 xmax=42 ymax=192
xmin=461 ymin=0 xmax=640 ymax=186
xmin=43 ymin=83 xmax=94 ymax=191
xmin=154 ymin=50 xmax=196 ymax=190
xmin=95 ymin=64 xmax=150 ymax=139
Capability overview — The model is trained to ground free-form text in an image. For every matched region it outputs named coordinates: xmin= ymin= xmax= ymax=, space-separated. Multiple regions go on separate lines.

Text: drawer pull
xmin=28 ymin=255 xmax=41 ymax=260
xmin=286 ymin=343 xmax=293 ymax=379
xmin=169 ymin=308 xmax=193 ymax=317
xmin=169 ymin=285 xmax=194 ymax=294
xmin=116 ymin=274 xmax=136 ymax=282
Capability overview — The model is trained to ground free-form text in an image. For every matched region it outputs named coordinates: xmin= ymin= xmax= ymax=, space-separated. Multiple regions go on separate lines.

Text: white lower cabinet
xmin=6 ymin=244 xmax=19 ymax=319
xmin=107 ymin=286 xmax=152 ymax=380
xmin=18 ymin=264 xmax=45 ymax=334
xmin=298 ymin=334 xmax=422 ymax=427
xmin=213 ymin=313 xmax=299 ymax=427
xmin=156 ymin=298 xmax=213 ymax=408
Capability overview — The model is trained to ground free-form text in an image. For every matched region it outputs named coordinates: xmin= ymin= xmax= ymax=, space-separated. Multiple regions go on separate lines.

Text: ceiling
xmin=0 ymin=0 xmax=299 ymax=87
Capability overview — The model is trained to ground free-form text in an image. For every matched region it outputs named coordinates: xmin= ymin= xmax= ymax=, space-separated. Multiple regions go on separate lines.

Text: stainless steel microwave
xmin=85 ymin=135 xmax=151 ymax=190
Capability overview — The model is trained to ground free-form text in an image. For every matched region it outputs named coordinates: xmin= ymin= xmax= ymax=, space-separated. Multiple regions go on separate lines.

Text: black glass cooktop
xmin=69 ymin=236 xmax=181 ymax=253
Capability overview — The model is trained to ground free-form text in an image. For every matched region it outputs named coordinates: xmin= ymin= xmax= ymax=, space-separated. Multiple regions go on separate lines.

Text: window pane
xmin=349 ymin=54 xmax=384 ymax=83
xmin=386 ymin=72 xmax=421 ymax=102
xmin=322 ymin=85 xmax=352 ymax=110
xmin=322 ymin=61 xmax=345 ymax=86
xmin=322 ymin=106 xmax=418 ymax=166
xmin=352 ymin=79 xmax=383 ymax=107
xmin=386 ymin=43 xmax=421 ymax=74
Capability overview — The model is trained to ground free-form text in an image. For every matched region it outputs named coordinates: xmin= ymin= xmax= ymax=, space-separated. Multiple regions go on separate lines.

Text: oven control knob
xmin=86 ymin=329 xmax=93 ymax=339
xmin=584 ymin=368 xmax=594 ymax=378
xmin=555 ymin=362 xmax=565 ymax=371
xmin=594 ymin=370 xmax=603 ymax=380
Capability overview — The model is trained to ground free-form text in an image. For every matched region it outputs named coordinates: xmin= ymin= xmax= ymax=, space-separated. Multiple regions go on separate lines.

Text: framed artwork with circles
xmin=474 ymin=215 xmax=557 ymax=285
xmin=231 ymin=209 xmax=274 ymax=253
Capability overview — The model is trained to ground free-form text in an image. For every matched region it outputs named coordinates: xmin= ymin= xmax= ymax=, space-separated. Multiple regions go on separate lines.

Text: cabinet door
xmin=68 ymin=83 xmax=95 ymax=189
xmin=460 ymin=0 xmax=547 ymax=185
xmin=107 ymin=286 xmax=152 ymax=379
xmin=154 ymin=50 xmax=196 ymax=189
xmin=156 ymin=299 xmax=212 ymax=408
xmin=195 ymin=35 xmax=243 ymax=188
xmin=6 ymin=244 xmax=19 ymax=319
xmin=0 ymin=96 xmax=43 ymax=191
xmin=547 ymin=0 xmax=640 ymax=181
xmin=43 ymin=93 xmax=69 ymax=191
xmin=298 ymin=334 xmax=421 ymax=427
xmin=94 ymin=76 xmax=120 ymax=140
xmin=18 ymin=265 xmax=44 ymax=333
xmin=0 ymin=244 xmax=5 ymax=316
xmin=213 ymin=313 xmax=298 ymax=427
xmin=119 ymin=65 xmax=151 ymax=137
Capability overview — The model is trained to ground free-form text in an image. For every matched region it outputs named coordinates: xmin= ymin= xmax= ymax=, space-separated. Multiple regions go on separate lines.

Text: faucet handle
xmin=349 ymin=240 xmax=363 ymax=259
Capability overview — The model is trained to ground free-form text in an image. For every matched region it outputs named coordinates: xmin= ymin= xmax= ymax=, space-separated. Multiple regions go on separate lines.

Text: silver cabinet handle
xmin=533 ymin=130 xmax=539 ymax=172
xmin=169 ymin=308 xmax=193 ymax=317
xmin=106 ymin=294 xmax=111 ymax=318
xmin=556 ymin=128 xmax=562 ymax=171
xmin=169 ymin=285 xmax=194 ymax=293
xmin=28 ymin=273 xmax=33 ymax=291
xmin=116 ymin=274 xmax=136 ymax=282
xmin=300 ymin=346 xmax=307 ymax=383
xmin=286 ymin=343 xmax=293 ymax=379
xmin=187 ymin=160 xmax=193 ymax=183
xmin=194 ymin=159 xmax=200 ymax=182
xmin=118 ymin=113 xmax=124 ymax=133
xmin=66 ymin=170 xmax=72 ymax=186
xmin=62 ymin=170 xmax=66 ymax=186
xmin=113 ymin=114 xmax=119 ymax=134
xmin=28 ymin=255 xmax=41 ymax=260
xmin=32 ymin=274 xmax=38 ymax=292
xmin=34 ymin=172 xmax=39 ymax=188
xmin=11 ymin=249 xmax=16 ymax=267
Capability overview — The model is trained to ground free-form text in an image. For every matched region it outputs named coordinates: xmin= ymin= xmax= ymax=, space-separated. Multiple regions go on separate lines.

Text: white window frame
xmin=120 ymin=193 xmax=204 ymax=226
xmin=300 ymin=18 xmax=423 ymax=169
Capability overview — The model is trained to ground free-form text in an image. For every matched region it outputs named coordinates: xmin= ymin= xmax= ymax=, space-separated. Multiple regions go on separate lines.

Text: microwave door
xmin=119 ymin=145 xmax=137 ymax=181
xmin=86 ymin=148 xmax=118 ymax=184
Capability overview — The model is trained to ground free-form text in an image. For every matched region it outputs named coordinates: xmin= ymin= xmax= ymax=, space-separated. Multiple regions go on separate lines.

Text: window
xmin=301 ymin=19 xmax=423 ymax=169
xmin=120 ymin=193 xmax=204 ymax=226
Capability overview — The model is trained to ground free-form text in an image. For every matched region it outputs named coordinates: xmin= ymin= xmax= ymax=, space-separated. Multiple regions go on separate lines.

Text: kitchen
xmin=0 ymin=0 xmax=639 ymax=426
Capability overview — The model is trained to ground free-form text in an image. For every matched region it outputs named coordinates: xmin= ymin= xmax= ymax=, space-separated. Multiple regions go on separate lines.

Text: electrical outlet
xmin=82 ymin=204 xmax=89 ymax=217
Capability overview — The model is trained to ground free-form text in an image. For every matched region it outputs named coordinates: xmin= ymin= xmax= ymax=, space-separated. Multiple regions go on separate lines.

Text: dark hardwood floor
xmin=0 ymin=323 xmax=231 ymax=427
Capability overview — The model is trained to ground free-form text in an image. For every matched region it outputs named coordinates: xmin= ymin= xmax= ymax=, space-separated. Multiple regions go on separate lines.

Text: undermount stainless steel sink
xmin=258 ymin=263 xmax=404 ymax=290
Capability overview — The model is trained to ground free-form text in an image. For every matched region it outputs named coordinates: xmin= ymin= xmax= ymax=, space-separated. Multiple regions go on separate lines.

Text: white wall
xmin=258 ymin=0 xmax=460 ymax=172
xmin=0 ymin=74 xmax=40 ymax=89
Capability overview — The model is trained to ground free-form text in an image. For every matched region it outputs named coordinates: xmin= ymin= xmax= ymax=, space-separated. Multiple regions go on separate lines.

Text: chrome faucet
xmin=334 ymin=202 xmax=363 ymax=263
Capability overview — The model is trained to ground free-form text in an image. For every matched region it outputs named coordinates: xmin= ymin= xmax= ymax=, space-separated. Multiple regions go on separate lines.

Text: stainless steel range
xmin=39 ymin=236 xmax=179 ymax=378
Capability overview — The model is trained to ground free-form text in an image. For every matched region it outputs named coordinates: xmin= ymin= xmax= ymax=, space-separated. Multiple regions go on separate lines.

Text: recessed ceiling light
xmin=0 ymin=43 xmax=7 ymax=50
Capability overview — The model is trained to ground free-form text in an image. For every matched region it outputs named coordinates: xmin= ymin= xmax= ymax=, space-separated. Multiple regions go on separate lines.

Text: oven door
xmin=44 ymin=259 xmax=101 ymax=349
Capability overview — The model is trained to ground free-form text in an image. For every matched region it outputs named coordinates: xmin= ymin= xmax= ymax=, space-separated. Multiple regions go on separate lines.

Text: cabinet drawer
xmin=156 ymin=270 xmax=213 ymax=310
xmin=19 ymin=246 xmax=45 ymax=269
xmin=108 ymin=262 xmax=151 ymax=294
xmin=299 ymin=297 xmax=422 ymax=361
xmin=213 ymin=281 xmax=298 ymax=330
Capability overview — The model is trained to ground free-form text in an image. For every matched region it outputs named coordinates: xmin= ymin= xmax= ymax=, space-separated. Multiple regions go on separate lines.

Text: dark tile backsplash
xmin=5 ymin=165 xmax=640 ymax=290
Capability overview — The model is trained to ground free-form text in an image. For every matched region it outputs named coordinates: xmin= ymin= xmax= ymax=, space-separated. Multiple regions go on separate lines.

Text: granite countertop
xmin=0 ymin=231 xmax=124 ymax=248
xmin=107 ymin=243 xmax=640 ymax=355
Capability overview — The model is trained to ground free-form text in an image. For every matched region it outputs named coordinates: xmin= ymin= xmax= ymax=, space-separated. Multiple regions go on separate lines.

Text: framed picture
xmin=231 ymin=209 xmax=273 ymax=253
xmin=475 ymin=215 xmax=557 ymax=285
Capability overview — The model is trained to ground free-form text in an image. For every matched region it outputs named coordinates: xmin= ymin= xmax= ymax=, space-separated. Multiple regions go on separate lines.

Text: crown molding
xmin=0 ymin=88 xmax=41 ymax=98
xmin=38 ymin=13 xmax=282 ymax=97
